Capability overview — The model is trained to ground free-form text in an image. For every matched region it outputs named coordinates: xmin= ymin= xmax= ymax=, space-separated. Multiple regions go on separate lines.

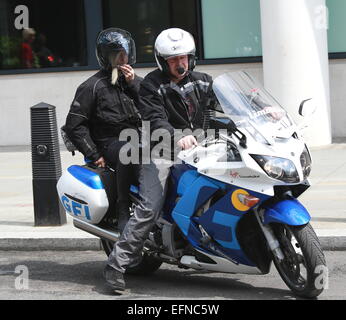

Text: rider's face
xmin=110 ymin=50 xmax=129 ymax=67
xmin=166 ymin=55 xmax=189 ymax=80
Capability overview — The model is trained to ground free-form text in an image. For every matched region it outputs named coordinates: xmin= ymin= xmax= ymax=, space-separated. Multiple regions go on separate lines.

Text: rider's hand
xmin=94 ymin=157 xmax=106 ymax=168
xmin=177 ymin=135 xmax=198 ymax=150
xmin=119 ymin=64 xmax=135 ymax=84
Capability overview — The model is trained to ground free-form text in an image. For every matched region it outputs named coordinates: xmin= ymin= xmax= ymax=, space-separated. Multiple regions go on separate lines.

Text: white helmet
xmin=154 ymin=28 xmax=196 ymax=74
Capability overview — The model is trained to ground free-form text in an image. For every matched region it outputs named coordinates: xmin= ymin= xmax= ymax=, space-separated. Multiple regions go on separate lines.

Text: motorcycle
xmin=57 ymin=71 xmax=327 ymax=298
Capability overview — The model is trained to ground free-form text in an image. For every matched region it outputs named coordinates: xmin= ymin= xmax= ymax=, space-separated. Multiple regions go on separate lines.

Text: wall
xmin=0 ymin=61 xmax=344 ymax=146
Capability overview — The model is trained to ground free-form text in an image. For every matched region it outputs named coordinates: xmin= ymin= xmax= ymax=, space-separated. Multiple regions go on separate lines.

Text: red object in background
xmin=21 ymin=42 xmax=34 ymax=68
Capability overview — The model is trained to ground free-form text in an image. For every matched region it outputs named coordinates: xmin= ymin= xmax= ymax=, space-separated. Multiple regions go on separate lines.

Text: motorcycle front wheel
xmin=101 ymin=239 xmax=162 ymax=275
xmin=271 ymin=223 xmax=327 ymax=299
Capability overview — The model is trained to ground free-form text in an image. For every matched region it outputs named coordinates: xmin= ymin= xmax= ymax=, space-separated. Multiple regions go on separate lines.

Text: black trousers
xmin=102 ymin=139 xmax=137 ymax=213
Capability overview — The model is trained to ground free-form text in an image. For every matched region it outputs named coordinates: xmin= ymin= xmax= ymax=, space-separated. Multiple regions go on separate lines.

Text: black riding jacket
xmin=65 ymin=70 xmax=142 ymax=162
xmin=138 ymin=69 xmax=214 ymax=138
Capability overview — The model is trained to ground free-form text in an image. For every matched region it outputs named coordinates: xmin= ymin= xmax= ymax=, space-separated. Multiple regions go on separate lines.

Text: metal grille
xmin=31 ymin=103 xmax=62 ymax=179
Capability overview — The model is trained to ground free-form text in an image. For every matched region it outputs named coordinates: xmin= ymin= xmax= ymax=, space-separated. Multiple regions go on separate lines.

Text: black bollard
xmin=31 ymin=102 xmax=66 ymax=226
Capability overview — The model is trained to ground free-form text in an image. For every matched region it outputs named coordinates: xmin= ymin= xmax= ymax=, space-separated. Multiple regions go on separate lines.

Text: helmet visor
xmin=109 ymin=49 xmax=132 ymax=67
xmin=108 ymin=33 xmax=136 ymax=65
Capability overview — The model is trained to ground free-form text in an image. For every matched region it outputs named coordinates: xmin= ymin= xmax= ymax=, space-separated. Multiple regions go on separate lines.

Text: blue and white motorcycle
xmin=57 ymin=71 xmax=326 ymax=298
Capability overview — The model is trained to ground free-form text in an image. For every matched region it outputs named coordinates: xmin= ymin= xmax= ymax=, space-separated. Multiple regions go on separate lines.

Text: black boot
xmin=103 ymin=265 xmax=125 ymax=291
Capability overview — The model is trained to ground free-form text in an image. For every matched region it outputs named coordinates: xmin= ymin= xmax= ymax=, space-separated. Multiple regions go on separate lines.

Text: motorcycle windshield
xmin=212 ymin=71 xmax=295 ymax=144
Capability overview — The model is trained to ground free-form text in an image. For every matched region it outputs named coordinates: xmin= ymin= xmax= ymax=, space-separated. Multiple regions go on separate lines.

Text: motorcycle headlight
xmin=251 ymin=154 xmax=300 ymax=183
xmin=300 ymin=145 xmax=312 ymax=179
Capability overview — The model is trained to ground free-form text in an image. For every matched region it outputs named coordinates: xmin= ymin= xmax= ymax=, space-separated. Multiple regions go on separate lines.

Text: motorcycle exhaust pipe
xmin=73 ymin=219 xmax=120 ymax=243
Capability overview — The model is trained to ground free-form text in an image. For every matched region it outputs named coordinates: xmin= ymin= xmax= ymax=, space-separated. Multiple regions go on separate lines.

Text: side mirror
xmin=299 ymin=98 xmax=317 ymax=117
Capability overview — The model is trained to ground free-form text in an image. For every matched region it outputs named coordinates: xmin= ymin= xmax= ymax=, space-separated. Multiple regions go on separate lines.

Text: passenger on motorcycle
xmin=104 ymin=28 xmax=217 ymax=291
xmin=64 ymin=28 xmax=142 ymax=234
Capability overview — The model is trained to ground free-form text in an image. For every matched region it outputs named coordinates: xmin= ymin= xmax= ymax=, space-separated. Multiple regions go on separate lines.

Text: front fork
xmin=254 ymin=208 xmax=285 ymax=261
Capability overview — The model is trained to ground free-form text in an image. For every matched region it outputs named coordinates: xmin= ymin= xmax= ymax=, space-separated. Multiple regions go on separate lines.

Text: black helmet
xmin=96 ymin=28 xmax=136 ymax=71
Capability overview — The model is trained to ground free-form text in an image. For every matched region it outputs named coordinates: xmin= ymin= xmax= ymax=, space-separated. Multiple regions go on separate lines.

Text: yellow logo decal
xmin=231 ymin=189 xmax=250 ymax=211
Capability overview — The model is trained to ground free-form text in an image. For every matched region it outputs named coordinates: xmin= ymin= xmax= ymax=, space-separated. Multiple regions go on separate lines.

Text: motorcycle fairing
xmin=172 ymin=174 xmax=220 ymax=237
xmin=160 ymin=164 xmax=196 ymax=223
xmin=170 ymin=163 xmax=270 ymax=267
xmin=196 ymin=186 xmax=269 ymax=266
xmin=263 ymin=199 xmax=311 ymax=226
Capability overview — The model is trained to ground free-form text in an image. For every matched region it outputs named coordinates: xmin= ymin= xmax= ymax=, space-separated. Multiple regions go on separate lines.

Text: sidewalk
xmin=0 ymin=144 xmax=346 ymax=251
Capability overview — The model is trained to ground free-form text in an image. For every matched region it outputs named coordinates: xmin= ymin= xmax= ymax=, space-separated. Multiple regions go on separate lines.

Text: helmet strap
xmin=188 ymin=55 xmax=196 ymax=71
xmin=157 ymin=56 xmax=171 ymax=76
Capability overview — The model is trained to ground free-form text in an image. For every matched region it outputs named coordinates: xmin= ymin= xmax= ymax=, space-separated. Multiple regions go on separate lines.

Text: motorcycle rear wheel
xmin=101 ymin=239 xmax=162 ymax=275
xmin=271 ymin=223 xmax=327 ymax=299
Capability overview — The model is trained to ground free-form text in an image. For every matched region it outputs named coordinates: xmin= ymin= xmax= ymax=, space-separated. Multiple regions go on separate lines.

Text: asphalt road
xmin=0 ymin=250 xmax=345 ymax=301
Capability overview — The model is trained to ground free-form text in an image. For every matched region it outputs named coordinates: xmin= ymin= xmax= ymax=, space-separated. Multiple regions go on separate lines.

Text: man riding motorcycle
xmin=104 ymin=27 xmax=217 ymax=291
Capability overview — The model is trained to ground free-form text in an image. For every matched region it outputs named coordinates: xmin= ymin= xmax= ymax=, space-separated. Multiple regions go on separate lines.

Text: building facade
xmin=0 ymin=0 xmax=345 ymax=146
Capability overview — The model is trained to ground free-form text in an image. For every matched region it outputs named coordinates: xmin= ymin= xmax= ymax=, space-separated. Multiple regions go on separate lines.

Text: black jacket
xmin=65 ymin=70 xmax=142 ymax=161
xmin=138 ymin=69 xmax=214 ymax=137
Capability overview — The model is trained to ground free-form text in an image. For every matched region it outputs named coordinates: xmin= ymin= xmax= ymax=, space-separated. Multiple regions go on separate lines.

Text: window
xmin=102 ymin=0 xmax=199 ymax=64
xmin=0 ymin=0 xmax=87 ymax=70
xmin=201 ymin=0 xmax=262 ymax=59
xmin=326 ymin=0 xmax=346 ymax=54
xmin=1 ymin=0 xmax=342 ymax=74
